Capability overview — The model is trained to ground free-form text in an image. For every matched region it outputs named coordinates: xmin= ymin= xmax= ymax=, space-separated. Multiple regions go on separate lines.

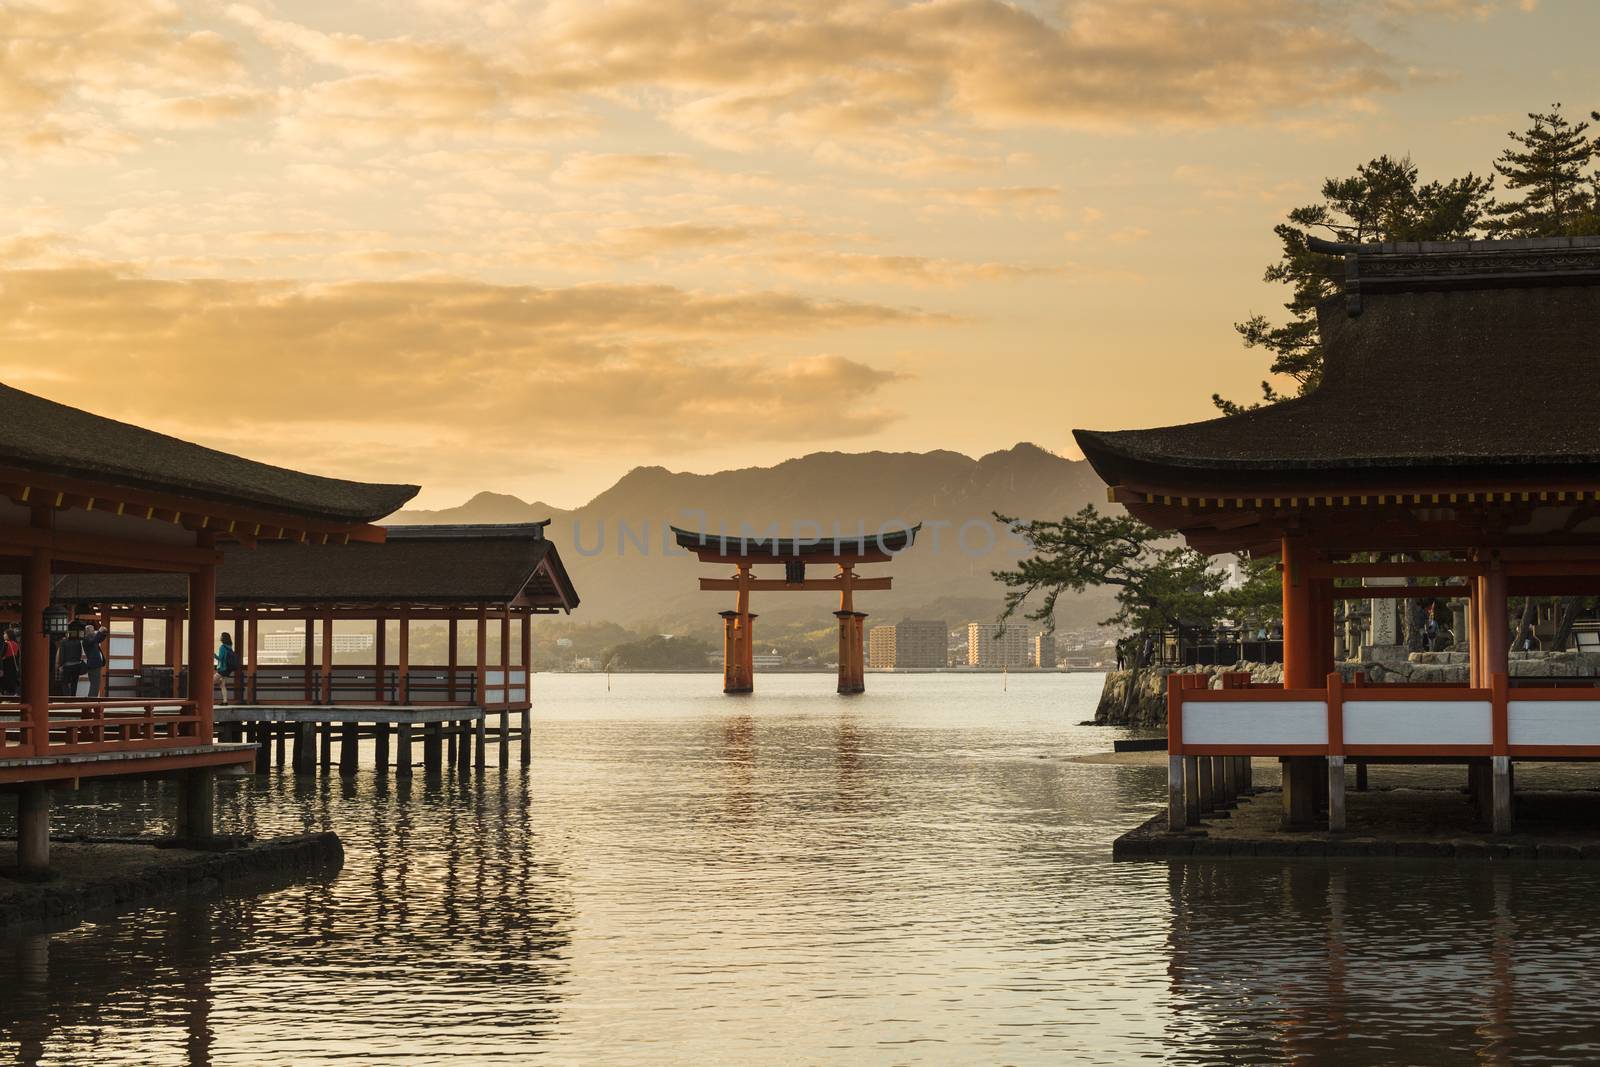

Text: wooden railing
xmin=0 ymin=699 xmax=202 ymax=758
xmin=231 ymin=665 xmax=531 ymax=709
xmin=1168 ymin=670 xmax=1600 ymax=760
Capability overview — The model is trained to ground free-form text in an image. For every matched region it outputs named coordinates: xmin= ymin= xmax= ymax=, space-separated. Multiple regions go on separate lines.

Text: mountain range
xmin=390 ymin=443 xmax=1117 ymax=635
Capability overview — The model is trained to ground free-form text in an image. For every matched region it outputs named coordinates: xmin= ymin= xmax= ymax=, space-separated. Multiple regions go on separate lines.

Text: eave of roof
xmin=0 ymin=384 xmax=418 ymax=524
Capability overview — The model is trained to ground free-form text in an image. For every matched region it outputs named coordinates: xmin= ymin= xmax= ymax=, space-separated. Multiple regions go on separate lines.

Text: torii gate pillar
xmin=835 ymin=610 xmax=867 ymax=694
xmin=720 ymin=609 xmax=756 ymax=694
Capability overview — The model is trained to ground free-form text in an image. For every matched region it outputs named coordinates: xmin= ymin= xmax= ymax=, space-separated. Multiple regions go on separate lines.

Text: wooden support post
xmin=1282 ymin=758 xmax=1318 ymax=828
xmin=519 ymin=613 xmax=532 ymax=766
xmin=319 ymin=723 xmax=332 ymax=767
xmin=374 ymin=722 xmax=390 ymax=771
xmin=17 ymin=783 xmax=49 ymax=874
xmin=339 ymin=722 xmax=358 ymax=775
xmin=20 ymin=523 xmax=51 ymax=757
xmin=245 ymin=613 xmax=258 ymax=704
xmin=304 ymin=617 xmax=315 ymax=702
xmin=447 ymin=618 xmax=458 ymax=702
xmin=474 ymin=606 xmax=488 ymax=769
xmin=447 ymin=721 xmax=457 ymax=764
xmin=1197 ymin=755 xmax=1214 ymax=813
xmin=499 ymin=610 xmax=511 ymax=767
xmin=188 ymin=538 xmax=216 ymax=741
xmin=1183 ymin=756 xmax=1200 ymax=827
xmin=166 ymin=606 xmax=185 ymax=698
xmin=175 ymin=768 xmax=215 ymax=842
xmin=374 ymin=617 xmax=387 ymax=703
xmin=1327 ymin=756 xmax=1346 ymax=832
xmin=320 ymin=615 xmax=334 ymax=704
xmin=397 ymin=722 xmax=414 ymax=778
xmin=273 ymin=723 xmax=286 ymax=767
xmin=1168 ymin=755 xmax=1185 ymax=832
xmin=253 ymin=723 xmax=270 ymax=774
xmin=1217 ymin=756 xmax=1234 ymax=808
xmin=1492 ymin=755 xmax=1513 ymax=834
xmin=423 ymin=722 xmax=442 ymax=774
xmin=1355 ymin=761 xmax=1368 ymax=791
xmin=293 ymin=722 xmax=313 ymax=774
xmin=458 ymin=719 xmax=473 ymax=774
xmin=398 ymin=611 xmax=410 ymax=705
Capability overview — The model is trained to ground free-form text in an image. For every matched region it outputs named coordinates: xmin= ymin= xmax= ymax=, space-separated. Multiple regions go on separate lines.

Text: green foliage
xmin=993 ymin=506 xmax=1235 ymax=635
xmin=1217 ymin=554 xmax=1282 ymax=629
xmin=1217 ymin=155 xmax=1492 ymax=413
xmin=603 ymin=633 xmax=714 ymax=671
xmin=1485 ymin=105 xmax=1600 ymax=238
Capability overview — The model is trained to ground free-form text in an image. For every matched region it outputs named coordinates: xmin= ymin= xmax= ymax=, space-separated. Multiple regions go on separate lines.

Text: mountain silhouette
xmin=391 ymin=443 xmax=1115 ymax=632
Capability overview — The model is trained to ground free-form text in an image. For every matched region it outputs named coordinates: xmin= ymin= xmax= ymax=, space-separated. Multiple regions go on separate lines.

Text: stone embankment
xmin=0 ymin=831 xmax=344 ymax=936
xmin=1096 ymin=651 xmax=1600 ymax=728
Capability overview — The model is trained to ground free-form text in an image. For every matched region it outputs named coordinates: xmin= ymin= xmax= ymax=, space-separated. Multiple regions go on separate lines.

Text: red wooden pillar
xmin=320 ymin=615 xmax=333 ymax=704
xmin=1280 ymin=536 xmax=1321 ymax=689
xmin=499 ymin=609 xmax=511 ymax=709
xmin=519 ymin=613 xmax=531 ymax=700
xmin=21 ymin=509 xmax=51 ymax=756
xmin=1480 ymin=557 xmax=1508 ymax=687
xmin=397 ymin=609 xmax=410 ymax=704
xmin=374 ymin=616 xmax=387 ymax=703
xmin=245 ymin=611 xmax=257 ymax=704
xmin=475 ymin=604 xmax=488 ymax=707
xmin=166 ymin=606 xmax=185 ymax=697
xmin=447 ymin=618 xmax=458 ymax=701
xmin=302 ymin=616 xmax=314 ymax=700
xmin=834 ymin=610 xmax=856 ymax=694
xmin=188 ymin=533 xmax=216 ymax=741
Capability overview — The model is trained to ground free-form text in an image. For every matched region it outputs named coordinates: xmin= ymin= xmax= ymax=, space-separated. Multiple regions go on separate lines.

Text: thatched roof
xmin=1075 ymin=236 xmax=1600 ymax=493
xmin=0 ymin=384 xmax=417 ymax=522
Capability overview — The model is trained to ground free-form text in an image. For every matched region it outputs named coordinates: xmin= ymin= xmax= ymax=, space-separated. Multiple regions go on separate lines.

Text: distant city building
xmin=966 ymin=622 xmax=1032 ymax=668
xmin=752 ymin=653 xmax=785 ymax=669
xmin=894 ymin=619 xmax=948 ymax=668
xmin=1032 ymin=632 xmax=1056 ymax=669
xmin=868 ymin=625 xmax=897 ymax=668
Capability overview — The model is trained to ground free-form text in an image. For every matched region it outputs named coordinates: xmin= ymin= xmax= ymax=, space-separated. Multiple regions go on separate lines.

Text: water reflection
xmin=14 ymin=673 xmax=1600 ymax=1065
xmin=1162 ymin=859 xmax=1600 ymax=1065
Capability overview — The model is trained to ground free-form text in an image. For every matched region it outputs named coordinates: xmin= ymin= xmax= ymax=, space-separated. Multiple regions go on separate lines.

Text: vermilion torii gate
xmin=671 ymin=525 xmax=921 ymax=694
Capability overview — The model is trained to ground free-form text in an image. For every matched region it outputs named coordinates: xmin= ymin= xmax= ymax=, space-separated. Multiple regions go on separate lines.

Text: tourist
xmin=1522 ymin=623 xmax=1539 ymax=653
xmin=0 ymin=628 xmax=19 ymax=696
xmin=81 ymin=620 xmax=108 ymax=699
xmin=214 ymin=632 xmax=238 ymax=705
xmin=56 ymin=622 xmax=85 ymax=698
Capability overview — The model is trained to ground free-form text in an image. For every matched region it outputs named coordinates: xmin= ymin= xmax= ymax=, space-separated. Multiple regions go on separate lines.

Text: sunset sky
xmin=1 ymin=0 xmax=1594 ymax=508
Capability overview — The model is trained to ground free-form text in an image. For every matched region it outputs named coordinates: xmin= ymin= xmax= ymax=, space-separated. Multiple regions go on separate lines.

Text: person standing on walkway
xmin=56 ymin=622 xmax=85 ymax=698
xmin=82 ymin=620 xmax=108 ymax=699
xmin=0 ymin=628 xmax=19 ymax=697
xmin=214 ymin=632 xmax=238 ymax=705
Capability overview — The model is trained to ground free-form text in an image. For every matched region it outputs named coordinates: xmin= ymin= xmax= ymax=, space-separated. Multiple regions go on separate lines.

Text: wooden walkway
xmin=213 ymin=704 xmax=530 ymax=777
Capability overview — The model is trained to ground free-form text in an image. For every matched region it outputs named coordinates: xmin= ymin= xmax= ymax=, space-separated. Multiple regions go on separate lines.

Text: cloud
xmin=0 ymin=1 xmax=255 ymax=156
xmin=758 ymin=250 xmax=1061 ymax=286
xmin=0 ymin=265 xmax=929 ymax=477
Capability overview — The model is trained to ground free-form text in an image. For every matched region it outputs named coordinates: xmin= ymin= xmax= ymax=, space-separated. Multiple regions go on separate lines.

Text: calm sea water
xmin=5 ymin=672 xmax=1600 ymax=1066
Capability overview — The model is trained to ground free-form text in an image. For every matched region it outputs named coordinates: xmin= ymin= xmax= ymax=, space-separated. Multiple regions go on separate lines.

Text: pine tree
xmin=1485 ymin=105 xmax=1598 ymax=237
xmin=1217 ymin=156 xmax=1492 ymax=413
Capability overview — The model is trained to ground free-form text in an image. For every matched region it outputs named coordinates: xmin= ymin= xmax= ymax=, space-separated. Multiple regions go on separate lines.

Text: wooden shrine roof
xmin=670 ymin=523 xmax=920 ymax=562
xmin=0 ymin=523 xmax=579 ymax=612
xmin=0 ymin=383 xmax=418 ymax=524
xmin=1075 ymin=237 xmax=1600 ymax=496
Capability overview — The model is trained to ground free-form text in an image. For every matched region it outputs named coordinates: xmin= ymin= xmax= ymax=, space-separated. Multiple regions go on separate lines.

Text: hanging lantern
xmin=42 ymin=604 xmax=70 ymax=636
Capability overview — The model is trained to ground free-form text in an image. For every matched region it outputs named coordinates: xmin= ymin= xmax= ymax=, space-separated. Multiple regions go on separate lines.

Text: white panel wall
xmin=1343 ymin=700 xmax=1492 ymax=746
xmin=1509 ymin=700 xmax=1600 ymax=747
xmin=1182 ymin=701 xmax=1328 ymax=747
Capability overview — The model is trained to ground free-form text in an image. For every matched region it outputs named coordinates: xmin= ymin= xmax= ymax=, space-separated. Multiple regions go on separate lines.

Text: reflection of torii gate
xmin=671 ymin=525 xmax=921 ymax=695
